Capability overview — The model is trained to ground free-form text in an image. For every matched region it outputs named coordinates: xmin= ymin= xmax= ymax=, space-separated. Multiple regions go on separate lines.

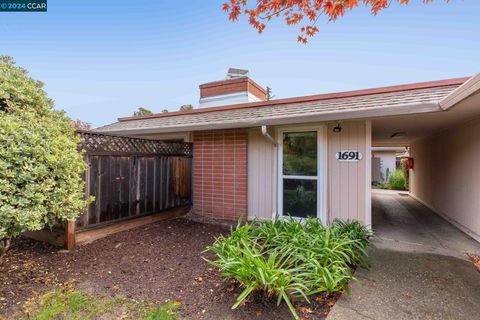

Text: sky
xmin=1 ymin=0 xmax=479 ymax=127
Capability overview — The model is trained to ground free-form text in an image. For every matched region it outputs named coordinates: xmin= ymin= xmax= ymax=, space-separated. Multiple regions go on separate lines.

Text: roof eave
xmin=440 ymin=74 xmax=480 ymax=110
xmin=96 ymin=101 xmax=441 ymax=135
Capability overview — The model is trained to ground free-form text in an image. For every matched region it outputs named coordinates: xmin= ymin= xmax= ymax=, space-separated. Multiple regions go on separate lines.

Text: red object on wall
xmin=407 ymin=157 xmax=414 ymax=169
xmin=192 ymin=129 xmax=248 ymax=221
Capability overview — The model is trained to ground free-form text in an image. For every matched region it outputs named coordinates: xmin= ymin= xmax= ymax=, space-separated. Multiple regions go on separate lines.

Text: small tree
xmin=133 ymin=107 xmax=153 ymax=116
xmin=71 ymin=119 xmax=92 ymax=131
xmin=179 ymin=104 xmax=194 ymax=111
xmin=0 ymin=56 xmax=91 ymax=257
xmin=266 ymin=86 xmax=275 ymax=101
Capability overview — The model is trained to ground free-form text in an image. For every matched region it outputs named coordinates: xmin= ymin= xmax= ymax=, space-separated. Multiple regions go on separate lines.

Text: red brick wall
xmin=199 ymin=78 xmax=267 ymax=101
xmin=192 ymin=129 xmax=248 ymax=221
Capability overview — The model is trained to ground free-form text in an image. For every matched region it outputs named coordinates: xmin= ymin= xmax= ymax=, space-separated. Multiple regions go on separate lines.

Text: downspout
xmin=261 ymin=125 xmax=277 ymax=146
xmin=261 ymin=125 xmax=278 ymax=219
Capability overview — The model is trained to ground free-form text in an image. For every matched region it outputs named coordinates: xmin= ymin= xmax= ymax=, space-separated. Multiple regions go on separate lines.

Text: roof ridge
xmin=117 ymin=76 xmax=470 ymax=123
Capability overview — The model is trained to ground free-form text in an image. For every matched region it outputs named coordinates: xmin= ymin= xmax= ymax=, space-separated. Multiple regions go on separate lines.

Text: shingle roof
xmin=95 ymin=78 xmax=468 ymax=134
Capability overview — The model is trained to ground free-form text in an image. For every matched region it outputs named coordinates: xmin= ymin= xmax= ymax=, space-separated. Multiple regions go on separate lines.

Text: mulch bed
xmin=0 ymin=218 xmax=340 ymax=319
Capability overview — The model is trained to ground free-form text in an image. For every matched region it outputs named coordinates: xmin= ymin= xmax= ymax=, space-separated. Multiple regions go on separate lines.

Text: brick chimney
xmin=199 ymin=68 xmax=267 ymax=108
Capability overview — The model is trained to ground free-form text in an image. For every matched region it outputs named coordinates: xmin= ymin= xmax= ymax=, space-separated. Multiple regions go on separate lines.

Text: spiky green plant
xmin=205 ymin=218 xmax=372 ymax=319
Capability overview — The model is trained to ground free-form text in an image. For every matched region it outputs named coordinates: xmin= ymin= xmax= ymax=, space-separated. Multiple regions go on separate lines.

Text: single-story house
xmin=96 ymin=69 xmax=480 ymax=242
xmin=371 ymin=146 xmax=407 ymax=183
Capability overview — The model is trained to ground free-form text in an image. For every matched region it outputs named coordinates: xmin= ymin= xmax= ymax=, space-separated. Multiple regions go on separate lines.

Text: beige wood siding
xmin=247 ymin=128 xmax=275 ymax=220
xmin=248 ymin=122 xmax=371 ymax=224
xmin=410 ymin=117 xmax=480 ymax=241
xmin=328 ymin=121 xmax=369 ymax=224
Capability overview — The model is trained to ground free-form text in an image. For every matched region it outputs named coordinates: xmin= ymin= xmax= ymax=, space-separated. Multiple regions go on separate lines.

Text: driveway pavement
xmin=372 ymin=189 xmax=480 ymax=259
xmin=327 ymin=190 xmax=480 ymax=320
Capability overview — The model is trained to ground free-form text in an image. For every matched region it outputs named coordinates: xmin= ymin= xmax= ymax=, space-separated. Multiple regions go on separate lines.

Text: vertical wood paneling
xmin=78 ymin=154 xmax=192 ymax=229
xmin=339 ymin=124 xmax=349 ymax=220
xmin=120 ymin=157 xmax=130 ymax=218
xmin=348 ymin=124 xmax=358 ymax=221
xmin=145 ymin=158 xmax=155 ymax=212
xmin=112 ymin=157 xmax=121 ymax=221
xmin=247 ymin=128 xmax=275 ymax=220
xmin=328 ymin=121 xmax=368 ymax=224
xmin=99 ymin=157 xmax=109 ymax=223
xmin=410 ymin=117 xmax=480 ymax=239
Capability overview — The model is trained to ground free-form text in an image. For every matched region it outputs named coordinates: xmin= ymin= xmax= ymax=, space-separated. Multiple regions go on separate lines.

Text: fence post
xmin=65 ymin=220 xmax=76 ymax=250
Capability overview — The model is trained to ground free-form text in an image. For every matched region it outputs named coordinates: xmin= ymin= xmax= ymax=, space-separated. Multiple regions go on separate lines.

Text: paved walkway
xmin=327 ymin=190 xmax=480 ymax=320
xmin=372 ymin=189 xmax=480 ymax=259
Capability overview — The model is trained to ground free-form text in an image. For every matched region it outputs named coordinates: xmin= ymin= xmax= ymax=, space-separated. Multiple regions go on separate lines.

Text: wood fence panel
xmin=137 ymin=157 xmax=146 ymax=215
xmin=129 ymin=156 xmax=139 ymax=217
xmin=75 ymin=132 xmax=192 ymax=229
xmin=76 ymin=154 xmax=192 ymax=229
xmin=119 ymin=157 xmax=130 ymax=219
xmin=146 ymin=157 xmax=155 ymax=213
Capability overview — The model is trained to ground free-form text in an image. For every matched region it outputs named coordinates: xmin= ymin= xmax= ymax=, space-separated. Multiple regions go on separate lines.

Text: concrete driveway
xmin=327 ymin=190 xmax=480 ymax=320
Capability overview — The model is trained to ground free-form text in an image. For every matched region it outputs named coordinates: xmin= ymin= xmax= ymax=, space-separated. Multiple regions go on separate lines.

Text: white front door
xmin=277 ymin=127 xmax=326 ymax=222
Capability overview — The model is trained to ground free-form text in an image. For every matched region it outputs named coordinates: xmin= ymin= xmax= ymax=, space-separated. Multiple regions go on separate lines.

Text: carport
xmin=372 ymin=189 xmax=480 ymax=258
xmin=329 ymin=78 xmax=480 ymax=319
xmin=370 ymin=74 xmax=480 ymax=244
xmin=327 ymin=190 xmax=480 ymax=320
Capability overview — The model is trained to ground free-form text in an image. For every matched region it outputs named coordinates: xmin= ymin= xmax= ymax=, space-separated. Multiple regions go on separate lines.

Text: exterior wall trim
xmin=365 ymin=120 xmax=372 ymax=228
xmin=440 ymin=73 xmax=480 ymax=110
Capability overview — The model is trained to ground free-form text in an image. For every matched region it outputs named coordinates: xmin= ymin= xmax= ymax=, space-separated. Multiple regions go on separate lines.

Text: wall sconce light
xmin=333 ymin=122 xmax=342 ymax=133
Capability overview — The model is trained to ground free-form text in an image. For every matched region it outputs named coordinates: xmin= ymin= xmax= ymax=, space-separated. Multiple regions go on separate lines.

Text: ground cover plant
xmin=22 ymin=283 xmax=180 ymax=320
xmin=206 ymin=218 xmax=371 ymax=319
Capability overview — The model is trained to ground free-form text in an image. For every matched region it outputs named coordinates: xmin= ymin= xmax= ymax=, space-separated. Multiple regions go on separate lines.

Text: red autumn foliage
xmin=223 ymin=0 xmax=445 ymax=43
xmin=468 ymin=253 xmax=480 ymax=272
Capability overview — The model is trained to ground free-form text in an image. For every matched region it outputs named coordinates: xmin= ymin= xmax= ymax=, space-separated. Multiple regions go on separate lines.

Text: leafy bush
xmin=0 ymin=56 xmax=91 ymax=255
xmin=400 ymin=158 xmax=410 ymax=190
xmin=206 ymin=218 xmax=371 ymax=319
xmin=388 ymin=169 xmax=407 ymax=190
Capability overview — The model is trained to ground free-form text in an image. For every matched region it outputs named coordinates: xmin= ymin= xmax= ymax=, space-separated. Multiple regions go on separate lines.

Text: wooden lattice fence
xmin=76 ymin=131 xmax=193 ymax=229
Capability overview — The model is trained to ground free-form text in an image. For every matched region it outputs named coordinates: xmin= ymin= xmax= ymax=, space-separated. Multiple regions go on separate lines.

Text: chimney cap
xmin=226 ymin=68 xmax=249 ymax=79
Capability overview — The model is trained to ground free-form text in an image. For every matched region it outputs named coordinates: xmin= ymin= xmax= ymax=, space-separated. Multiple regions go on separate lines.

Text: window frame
xmin=277 ymin=125 xmax=327 ymax=222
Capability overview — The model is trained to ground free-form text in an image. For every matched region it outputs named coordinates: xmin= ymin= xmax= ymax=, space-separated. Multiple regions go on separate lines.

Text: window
xmin=278 ymin=128 xmax=325 ymax=221
xmin=282 ymin=131 xmax=317 ymax=176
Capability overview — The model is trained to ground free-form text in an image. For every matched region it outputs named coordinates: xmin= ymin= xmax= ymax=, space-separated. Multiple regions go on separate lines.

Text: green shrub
xmin=388 ymin=169 xmax=407 ymax=190
xmin=400 ymin=158 xmax=410 ymax=190
xmin=206 ymin=218 xmax=371 ymax=319
xmin=0 ymin=56 xmax=91 ymax=255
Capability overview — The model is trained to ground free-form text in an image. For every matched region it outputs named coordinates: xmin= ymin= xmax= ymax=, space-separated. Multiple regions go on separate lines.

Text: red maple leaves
xmin=223 ymin=0 xmax=443 ymax=43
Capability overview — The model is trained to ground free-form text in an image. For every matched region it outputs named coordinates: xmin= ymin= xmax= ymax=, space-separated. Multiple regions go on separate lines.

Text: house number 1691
xmin=335 ymin=151 xmax=363 ymax=162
